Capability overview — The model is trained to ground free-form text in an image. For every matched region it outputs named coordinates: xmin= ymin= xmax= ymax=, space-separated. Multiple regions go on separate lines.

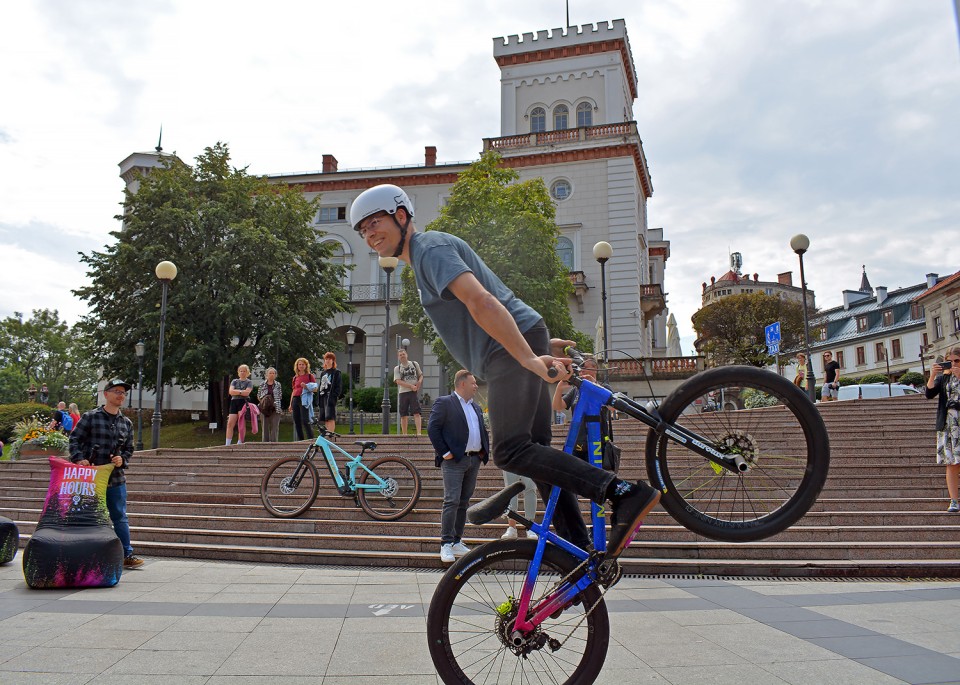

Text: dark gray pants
xmin=440 ymin=456 xmax=481 ymax=544
xmin=486 ymin=321 xmax=612 ymax=548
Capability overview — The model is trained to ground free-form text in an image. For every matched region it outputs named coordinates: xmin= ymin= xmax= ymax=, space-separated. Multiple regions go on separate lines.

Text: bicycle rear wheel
xmin=357 ymin=456 xmax=422 ymax=521
xmin=427 ymin=540 xmax=608 ymax=685
xmin=646 ymin=365 xmax=829 ymax=542
xmin=260 ymin=456 xmax=320 ymax=518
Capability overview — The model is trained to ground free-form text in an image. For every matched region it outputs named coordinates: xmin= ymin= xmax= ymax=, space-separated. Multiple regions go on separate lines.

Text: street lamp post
xmin=135 ymin=340 xmax=145 ymax=451
xmin=346 ymin=328 xmax=356 ymax=434
xmin=379 ymin=256 xmax=398 ymax=434
xmin=593 ymin=241 xmax=613 ymax=380
xmin=790 ymin=235 xmax=817 ymax=402
xmin=63 ymin=361 xmax=71 ymax=403
xmin=151 ymin=260 xmax=178 ymax=449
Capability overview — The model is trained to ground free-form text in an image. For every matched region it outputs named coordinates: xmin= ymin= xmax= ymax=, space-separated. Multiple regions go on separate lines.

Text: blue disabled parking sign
xmin=765 ymin=322 xmax=781 ymax=346
xmin=765 ymin=322 xmax=781 ymax=355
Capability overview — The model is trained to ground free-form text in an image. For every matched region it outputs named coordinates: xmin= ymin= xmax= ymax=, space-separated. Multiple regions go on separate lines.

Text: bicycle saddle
xmin=467 ymin=481 xmax=525 ymax=526
xmin=354 ymin=440 xmax=377 ymax=451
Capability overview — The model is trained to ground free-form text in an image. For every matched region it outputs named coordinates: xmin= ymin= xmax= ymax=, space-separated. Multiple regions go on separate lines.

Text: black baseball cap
xmin=104 ymin=379 xmax=132 ymax=392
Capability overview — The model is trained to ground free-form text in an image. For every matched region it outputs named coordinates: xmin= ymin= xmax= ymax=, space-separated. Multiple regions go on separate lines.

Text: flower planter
xmin=13 ymin=444 xmax=68 ymax=461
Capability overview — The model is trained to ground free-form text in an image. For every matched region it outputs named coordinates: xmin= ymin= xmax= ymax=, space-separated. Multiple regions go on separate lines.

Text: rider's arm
xmin=446 ymin=272 xmax=561 ymax=383
xmin=552 ymin=381 xmax=570 ymax=411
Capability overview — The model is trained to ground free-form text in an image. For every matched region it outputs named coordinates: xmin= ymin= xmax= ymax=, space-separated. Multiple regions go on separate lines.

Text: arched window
xmin=530 ymin=107 xmax=546 ymax=133
xmin=324 ymin=240 xmax=349 ymax=288
xmin=553 ymin=104 xmax=569 ymax=130
xmin=576 ymin=102 xmax=593 ymax=127
xmin=556 ymin=236 xmax=574 ymax=270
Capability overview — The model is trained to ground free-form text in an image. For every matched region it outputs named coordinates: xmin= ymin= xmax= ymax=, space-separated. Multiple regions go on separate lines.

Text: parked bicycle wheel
xmin=428 ymin=539 xmax=609 ymax=685
xmin=260 ymin=456 xmax=320 ymax=518
xmin=646 ymin=365 xmax=829 ymax=542
xmin=357 ymin=456 xmax=422 ymax=521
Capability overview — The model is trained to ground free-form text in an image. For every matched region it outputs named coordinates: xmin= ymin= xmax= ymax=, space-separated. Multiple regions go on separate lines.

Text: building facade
xmin=803 ymin=270 xmax=938 ymax=383
xmin=119 ymin=20 xmax=677 ymax=410
xmin=914 ymin=270 xmax=960 ymax=365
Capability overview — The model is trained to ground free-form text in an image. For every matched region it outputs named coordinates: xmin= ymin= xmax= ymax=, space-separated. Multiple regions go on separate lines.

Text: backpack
xmin=58 ymin=411 xmax=74 ymax=432
xmin=258 ymin=385 xmax=277 ymax=416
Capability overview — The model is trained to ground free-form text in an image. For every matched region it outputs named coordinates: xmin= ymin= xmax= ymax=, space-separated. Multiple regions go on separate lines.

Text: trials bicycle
xmin=260 ymin=428 xmax=422 ymax=521
xmin=427 ymin=350 xmax=830 ymax=684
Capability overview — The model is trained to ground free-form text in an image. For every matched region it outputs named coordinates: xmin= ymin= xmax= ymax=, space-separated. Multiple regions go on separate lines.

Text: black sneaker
xmin=607 ymin=481 xmax=660 ymax=558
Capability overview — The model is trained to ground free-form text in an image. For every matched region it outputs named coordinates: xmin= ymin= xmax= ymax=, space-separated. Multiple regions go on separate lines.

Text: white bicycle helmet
xmin=351 ymin=184 xmax=414 ymax=230
xmin=350 ymin=184 xmax=415 ymax=258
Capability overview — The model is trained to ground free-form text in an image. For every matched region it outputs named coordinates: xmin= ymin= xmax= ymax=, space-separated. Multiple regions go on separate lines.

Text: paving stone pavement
xmin=3 ymin=552 xmax=960 ymax=684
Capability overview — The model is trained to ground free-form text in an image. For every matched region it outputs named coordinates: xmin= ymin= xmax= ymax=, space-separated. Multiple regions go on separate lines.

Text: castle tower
xmin=486 ymin=20 xmax=664 ymax=360
xmin=494 ymin=19 xmax=638 ymax=135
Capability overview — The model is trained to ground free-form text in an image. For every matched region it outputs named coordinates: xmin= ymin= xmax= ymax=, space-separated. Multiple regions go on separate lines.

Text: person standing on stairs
xmin=927 ymin=347 xmax=960 ymax=513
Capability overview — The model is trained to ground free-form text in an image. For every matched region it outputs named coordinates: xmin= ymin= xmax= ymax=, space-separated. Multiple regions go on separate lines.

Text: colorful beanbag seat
xmin=0 ymin=515 xmax=18 ymax=564
xmin=22 ymin=457 xmax=123 ymax=588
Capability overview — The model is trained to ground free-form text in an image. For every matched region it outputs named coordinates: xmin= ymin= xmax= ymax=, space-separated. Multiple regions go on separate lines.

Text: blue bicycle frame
xmin=310 ymin=432 xmax=392 ymax=495
xmin=511 ymin=377 xmax=613 ymax=633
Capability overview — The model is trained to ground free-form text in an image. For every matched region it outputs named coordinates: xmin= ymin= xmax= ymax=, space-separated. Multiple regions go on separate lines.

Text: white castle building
xmin=119 ymin=19 xmax=682 ymax=410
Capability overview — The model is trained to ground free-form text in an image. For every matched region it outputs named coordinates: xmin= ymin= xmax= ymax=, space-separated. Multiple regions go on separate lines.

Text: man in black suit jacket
xmin=428 ymin=370 xmax=489 ymax=563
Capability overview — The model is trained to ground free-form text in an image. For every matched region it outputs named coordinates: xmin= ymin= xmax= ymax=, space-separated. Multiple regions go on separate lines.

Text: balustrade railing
xmin=349 ymin=282 xmax=404 ymax=302
xmin=483 ymin=122 xmax=640 ymax=152
xmin=606 ymin=356 xmax=702 ymax=379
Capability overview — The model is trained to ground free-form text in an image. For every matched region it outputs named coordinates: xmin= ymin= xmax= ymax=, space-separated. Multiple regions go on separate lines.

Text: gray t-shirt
xmin=409 ymin=231 xmax=541 ymax=380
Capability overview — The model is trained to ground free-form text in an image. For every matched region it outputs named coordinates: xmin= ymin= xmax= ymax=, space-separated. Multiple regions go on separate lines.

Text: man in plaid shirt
xmin=69 ymin=379 xmax=144 ymax=568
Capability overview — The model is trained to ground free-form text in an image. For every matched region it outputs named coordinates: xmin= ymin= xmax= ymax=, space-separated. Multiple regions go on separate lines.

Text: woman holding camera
xmin=927 ymin=347 xmax=960 ymax=512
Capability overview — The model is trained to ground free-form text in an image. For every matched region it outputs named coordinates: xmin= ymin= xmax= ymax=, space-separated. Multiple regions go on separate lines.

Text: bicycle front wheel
xmin=646 ymin=365 xmax=829 ymax=542
xmin=357 ymin=456 xmax=422 ymax=521
xmin=260 ymin=456 xmax=320 ymax=518
xmin=427 ymin=539 xmax=609 ymax=685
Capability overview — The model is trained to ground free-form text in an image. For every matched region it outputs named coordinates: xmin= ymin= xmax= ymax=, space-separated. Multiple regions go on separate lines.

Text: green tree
xmin=74 ymin=143 xmax=350 ymax=424
xmin=692 ymin=293 xmax=808 ymax=367
xmin=0 ymin=309 xmax=99 ymax=408
xmin=399 ymin=150 xmax=589 ymax=374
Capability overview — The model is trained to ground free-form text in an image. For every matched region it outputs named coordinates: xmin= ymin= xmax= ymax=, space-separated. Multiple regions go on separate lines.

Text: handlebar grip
xmin=563 ymin=345 xmax=586 ymax=364
xmin=547 ymin=366 xmax=559 ymax=379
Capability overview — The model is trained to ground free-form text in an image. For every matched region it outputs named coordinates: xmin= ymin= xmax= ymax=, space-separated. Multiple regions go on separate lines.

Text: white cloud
xmin=0 ymin=0 xmax=957 ymax=343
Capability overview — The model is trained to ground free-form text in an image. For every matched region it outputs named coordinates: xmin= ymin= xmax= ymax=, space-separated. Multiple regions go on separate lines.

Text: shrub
xmin=0 ymin=403 xmax=53 ymax=443
xmin=354 ymin=386 xmax=398 ymax=412
xmin=742 ymin=387 xmax=779 ymax=408
xmin=859 ymin=373 xmax=889 ymax=384
xmin=898 ymin=371 xmax=924 ymax=387
xmin=838 ymin=377 xmax=857 ymax=386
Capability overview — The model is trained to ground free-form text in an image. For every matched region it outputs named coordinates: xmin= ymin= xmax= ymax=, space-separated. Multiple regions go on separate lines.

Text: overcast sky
xmin=1 ymin=0 xmax=958 ymax=354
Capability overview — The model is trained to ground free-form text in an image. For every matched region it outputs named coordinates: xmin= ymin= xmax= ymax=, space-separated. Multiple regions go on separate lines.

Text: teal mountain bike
xmin=260 ymin=428 xmax=422 ymax=521
xmin=427 ymin=350 xmax=830 ymax=684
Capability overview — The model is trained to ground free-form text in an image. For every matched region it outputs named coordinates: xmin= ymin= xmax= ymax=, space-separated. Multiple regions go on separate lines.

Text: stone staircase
xmin=2 ymin=394 xmax=957 ymax=576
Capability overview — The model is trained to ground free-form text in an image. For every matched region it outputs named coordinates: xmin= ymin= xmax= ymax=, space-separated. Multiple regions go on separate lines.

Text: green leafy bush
xmin=0 ymin=403 xmax=52 ymax=443
xmin=741 ymin=387 xmax=779 ymax=408
xmin=898 ymin=371 xmax=924 ymax=387
xmin=353 ymin=386 xmax=398 ymax=413
xmin=859 ymin=373 xmax=889 ymax=384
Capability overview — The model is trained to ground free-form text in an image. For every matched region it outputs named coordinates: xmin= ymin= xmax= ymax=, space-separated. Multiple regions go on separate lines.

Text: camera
xmin=942 ymin=361 xmax=953 ymax=371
